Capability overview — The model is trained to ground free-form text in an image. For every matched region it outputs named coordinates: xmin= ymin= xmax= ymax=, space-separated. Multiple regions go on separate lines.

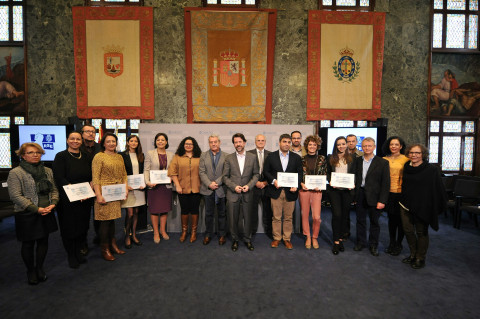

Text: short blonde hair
xmin=15 ymin=143 xmax=45 ymax=157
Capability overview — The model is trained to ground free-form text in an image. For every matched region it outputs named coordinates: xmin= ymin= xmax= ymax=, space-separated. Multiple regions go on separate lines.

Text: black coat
xmin=263 ymin=150 xmax=303 ymax=201
xmin=120 ymin=151 xmax=144 ymax=176
xmin=354 ymin=155 xmax=390 ymax=206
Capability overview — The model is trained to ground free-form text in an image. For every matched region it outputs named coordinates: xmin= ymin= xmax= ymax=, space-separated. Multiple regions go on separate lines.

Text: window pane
xmin=446 ymin=14 xmax=466 ymax=48
xmin=357 ymin=120 xmax=368 ymax=127
xmin=430 ymin=120 xmax=440 ymax=133
xmin=471 ymin=0 xmax=479 ymax=10
xmin=207 ymin=0 xmax=217 ymax=3
xmin=105 ymin=0 xmax=127 ymax=2
xmin=13 ymin=6 xmax=22 ymax=41
xmin=334 ymin=120 xmax=354 ymax=127
xmin=443 ymin=120 xmax=462 ymax=132
xmin=447 ymin=0 xmax=466 ymax=10
xmin=320 ymin=120 xmax=331 ymax=128
xmin=337 ymin=0 xmax=356 ymax=5
xmin=465 ymin=121 xmax=475 ymax=132
xmin=433 ymin=14 xmax=443 ymax=48
xmin=14 ymin=116 xmax=24 ymax=125
xmin=323 ymin=0 xmax=333 ymax=5
xmin=434 ymin=0 xmax=444 ymax=9
xmin=429 ymin=136 xmax=439 ymax=163
xmin=0 ymin=133 xmax=11 ymax=168
xmin=0 ymin=116 xmax=9 ymax=128
xmin=130 ymin=119 xmax=140 ymax=130
xmin=464 ymin=136 xmax=474 ymax=171
xmin=106 ymin=119 xmax=126 ymax=129
xmin=221 ymin=0 xmax=242 ymax=4
xmin=91 ymin=119 xmax=102 ymax=130
xmin=246 ymin=0 xmax=256 ymax=4
xmin=469 ymin=15 xmax=478 ymax=49
xmin=360 ymin=0 xmax=369 ymax=6
xmin=117 ymin=133 xmax=126 ymax=152
xmin=442 ymin=136 xmax=461 ymax=171
xmin=0 ymin=6 xmax=9 ymax=41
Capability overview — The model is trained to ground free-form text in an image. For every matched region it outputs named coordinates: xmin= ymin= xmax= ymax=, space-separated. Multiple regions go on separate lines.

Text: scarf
xmin=20 ymin=160 xmax=52 ymax=195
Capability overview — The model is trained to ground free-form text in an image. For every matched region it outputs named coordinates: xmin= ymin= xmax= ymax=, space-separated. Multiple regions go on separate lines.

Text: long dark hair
xmin=176 ymin=136 xmax=201 ymax=158
xmin=329 ymin=136 xmax=352 ymax=166
xmin=382 ymin=136 xmax=406 ymax=156
xmin=100 ymin=133 xmax=118 ymax=152
xmin=126 ymin=135 xmax=144 ymax=163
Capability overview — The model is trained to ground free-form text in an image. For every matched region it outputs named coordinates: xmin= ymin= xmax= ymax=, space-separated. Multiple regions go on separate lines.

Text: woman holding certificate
xmin=299 ymin=135 xmax=327 ymax=249
xmin=53 ymin=131 xmax=92 ymax=269
xmin=168 ymin=136 xmax=202 ymax=243
xmin=382 ymin=136 xmax=408 ymax=256
xmin=92 ymin=133 xmax=128 ymax=261
xmin=144 ymin=133 xmax=174 ymax=244
xmin=120 ymin=135 xmax=146 ymax=248
xmin=326 ymin=136 xmax=355 ymax=255
xmin=7 ymin=142 xmax=59 ymax=285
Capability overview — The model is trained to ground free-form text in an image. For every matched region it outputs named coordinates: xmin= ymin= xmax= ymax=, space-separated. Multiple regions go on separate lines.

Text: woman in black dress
xmin=53 ymin=131 xmax=93 ymax=269
xmin=8 ymin=142 xmax=59 ymax=285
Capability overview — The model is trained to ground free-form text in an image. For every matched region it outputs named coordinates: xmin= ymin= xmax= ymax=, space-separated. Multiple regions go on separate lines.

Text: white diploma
xmin=150 ymin=170 xmax=171 ymax=184
xmin=127 ymin=174 xmax=146 ymax=190
xmin=63 ymin=182 xmax=96 ymax=202
xmin=101 ymin=184 xmax=127 ymax=202
xmin=330 ymin=172 xmax=355 ymax=189
xmin=304 ymin=175 xmax=327 ymax=190
xmin=277 ymin=172 xmax=298 ymax=188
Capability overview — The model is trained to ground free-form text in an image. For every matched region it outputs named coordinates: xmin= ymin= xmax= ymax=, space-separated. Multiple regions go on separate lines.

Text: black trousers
xmin=328 ymin=187 xmax=353 ymax=242
xmin=355 ymin=188 xmax=381 ymax=247
xmin=400 ymin=206 xmax=429 ymax=261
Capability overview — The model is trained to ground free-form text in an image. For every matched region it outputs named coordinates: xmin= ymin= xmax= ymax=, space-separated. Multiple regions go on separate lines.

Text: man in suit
xmin=223 ymin=133 xmax=259 ymax=252
xmin=264 ymin=133 xmax=303 ymax=250
xmin=199 ymin=134 xmax=227 ymax=246
xmin=354 ymin=137 xmax=390 ymax=256
xmin=247 ymin=134 xmax=272 ymax=238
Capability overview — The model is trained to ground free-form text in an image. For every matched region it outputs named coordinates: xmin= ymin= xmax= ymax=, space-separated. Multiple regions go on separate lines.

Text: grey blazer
xmin=199 ymin=149 xmax=227 ymax=197
xmin=7 ymin=166 xmax=59 ymax=213
xmin=222 ymin=152 xmax=259 ymax=202
xmin=144 ymin=149 xmax=174 ymax=188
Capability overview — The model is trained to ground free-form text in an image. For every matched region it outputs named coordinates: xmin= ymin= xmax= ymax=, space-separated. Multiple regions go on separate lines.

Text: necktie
xmin=259 ymin=151 xmax=264 ymax=174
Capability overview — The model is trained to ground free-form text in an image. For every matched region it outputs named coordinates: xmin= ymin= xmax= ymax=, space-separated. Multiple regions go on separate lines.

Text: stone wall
xmin=25 ymin=0 xmax=430 ymax=144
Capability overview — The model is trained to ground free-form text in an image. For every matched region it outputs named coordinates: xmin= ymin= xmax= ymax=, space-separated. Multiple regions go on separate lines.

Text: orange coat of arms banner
xmin=73 ymin=7 xmax=154 ymax=119
xmin=185 ymin=8 xmax=277 ymax=123
xmin=307 ymin=11 xmax=385 ymax=121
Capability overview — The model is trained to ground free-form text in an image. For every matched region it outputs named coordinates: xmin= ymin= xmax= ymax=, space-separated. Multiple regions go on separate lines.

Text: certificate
xmin=63 ymin=182 xmax=96 ymax=202
xmin=330 ymin=172 xmax=355 ymax=189
xmin=277 ymin=172 xmax=298 ymax=188
xmin=127 ymin=174 xmax=146 ymax=189
xmin=101 ymin=184 xmax=127 ymax=202
xmin=304 ymin=175 xmax=327 ymax=190
xmin=150 ymin=170 xmax=171 ymax=184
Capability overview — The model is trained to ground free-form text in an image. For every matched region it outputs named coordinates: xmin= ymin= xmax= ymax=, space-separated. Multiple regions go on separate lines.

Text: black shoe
xmin=390 ymin=244 xmax=403 ymax=256
xmin=332 ymin=244 xmax=340 ymax=255
xmin=124 ymin=237 xmax=132 ymax=249
xmin=246 ymin=242 xmax=254 ymax=251
xmin=68 ymin=255 xmax=80 ymax=269
xmin=369 ymin=245 xmax=379 ymax=256
xmin=411 ymin=259 xmax=426 ymax=269
xmin=402 ymin=256 xmax=415 ymax=264
xmin=132 ymin=237 xmax=143 ymax=246
xmin=36 ymin=268 xmax=47 ymax=282
xmin=339 ymin=241 xmax=345 ymax=252
xmin=27 ymin=270 xmax=39 ymax=285
xmin=384 ymin=243 xmax=394 ymax=254
xmin=231 ymin=241 xmax=239 ymax=252
xmin=353 ymin=243 xmax=365 ymax=251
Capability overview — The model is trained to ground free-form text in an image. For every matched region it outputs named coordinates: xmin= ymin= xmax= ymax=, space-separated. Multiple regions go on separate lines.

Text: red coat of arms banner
xmin=185 ymin=8 xmax=277 ymax=123
xmin=307 ymin=11 xmax=386 ymax=120
xmin=73 ymin=7 xmax=154 ymax=119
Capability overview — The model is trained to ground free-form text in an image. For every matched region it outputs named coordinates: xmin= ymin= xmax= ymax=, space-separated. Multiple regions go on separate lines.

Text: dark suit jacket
xmin=120 ymin=151 xmax=144 ymax=176
xmin=263 ymin=150 xmax=303 ymax=201
xmin=354 ymin=155 xmax=390 ymax=206
xmin=222 ymin=152 xmax=259 ymax=203
xmin=247 ymin=148 xmax=271 ymax=182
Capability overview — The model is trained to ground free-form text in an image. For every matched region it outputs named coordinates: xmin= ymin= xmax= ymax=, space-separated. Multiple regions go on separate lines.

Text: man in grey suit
xmin=223 ymin=133 xmax=259 ymax=252
xmin=199 ymin=134 xmax=227 ymax=246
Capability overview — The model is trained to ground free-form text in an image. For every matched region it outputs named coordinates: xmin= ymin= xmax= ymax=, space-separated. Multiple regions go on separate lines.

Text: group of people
xmin=7 ymin=126 xmax=447 ymax=285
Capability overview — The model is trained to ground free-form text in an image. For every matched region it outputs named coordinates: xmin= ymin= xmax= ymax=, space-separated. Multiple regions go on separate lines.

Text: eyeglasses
xmin=82 ymin=130 xmax=96 ymax=134
xmin=25 ymin=151 xmax=42 ymax=156
xmin=409 ymin=152 xmax=422 ymax=155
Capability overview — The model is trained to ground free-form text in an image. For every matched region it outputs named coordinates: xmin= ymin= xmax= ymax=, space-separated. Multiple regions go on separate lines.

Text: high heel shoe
xmin=305 ymin=237 xmax=311 ymax=249
xmin=161 ymin=232 xmax=170 ymax=240
xmin=153 ymin=235 xmax=161 ymax=244
xmin=312 ymin=238 xmax=319 ymax=249
xmin=332 ymin=243 xmax=340 ymax=255
xmin=124 ymin=236 xmax=132 ymax=249
xmin=132 ymin=236 xmax=143 ymax=246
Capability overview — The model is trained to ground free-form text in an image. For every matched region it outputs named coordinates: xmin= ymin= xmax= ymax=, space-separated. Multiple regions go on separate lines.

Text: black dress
xmin=52 ymin=150 xmax=93 ymax=239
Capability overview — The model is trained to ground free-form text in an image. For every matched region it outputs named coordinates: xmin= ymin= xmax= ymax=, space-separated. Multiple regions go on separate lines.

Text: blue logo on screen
xmin=30 ymin=133 xmax=55 ymax=150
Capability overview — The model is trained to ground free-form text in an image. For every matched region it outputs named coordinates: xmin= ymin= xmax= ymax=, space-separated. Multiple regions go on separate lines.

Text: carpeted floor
xmin=0 ymin=207 xmax=479 ymax=319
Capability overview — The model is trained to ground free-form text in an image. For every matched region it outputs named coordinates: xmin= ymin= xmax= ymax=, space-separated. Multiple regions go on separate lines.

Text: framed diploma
xmin=101 ymin=184 xmax=127 ymax=202
xmin=150 ymin=170 xmax=171 ymax=184
xmin=304 ymin=175 xmax=327 ymax=190
xmin=277 ymin=172 xmax=298 ymax=188
xmin=63 ymin=182 xmax=96 ymax=202
xmin=127 ymin=174 xmax=146 ymax=189
xmin=330 ymin=172 xmax=355 ymax=189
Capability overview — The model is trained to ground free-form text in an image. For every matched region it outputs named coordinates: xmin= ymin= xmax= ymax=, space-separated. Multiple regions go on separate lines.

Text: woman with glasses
xmin=399 ymin=144 xmax=447 ymax=269
xmin=168 ymin=136 xmax=202 ymax=243
xmin=7 ymin=143 xmax=59 ymax=285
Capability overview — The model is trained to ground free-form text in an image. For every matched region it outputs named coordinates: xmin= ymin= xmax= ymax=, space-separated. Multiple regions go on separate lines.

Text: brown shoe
xmin=179 ymin=215 xmax=189 ymax=243
xmin=190 ymin=215 xmax=198 ymax=243
xmin=218 ymin=236 xmax=226 ymax=245
xmin=284 ymin=240 xmax=293 ymax=250
xmin=110 ymin=238 xmax=126 ymax=255
xmin=101 ymin=244 xmax=115 ymax=261
xmin=203 ymin=237 xmax=211 ymax=245
xmin=271 ymin=240 xmax=280 ymax=248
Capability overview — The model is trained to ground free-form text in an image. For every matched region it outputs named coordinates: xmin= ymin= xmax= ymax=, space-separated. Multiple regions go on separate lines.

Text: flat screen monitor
xmin=17 ymin=125 xmax=70 ymax=162
xmin=318 ymin=127 xmax=387 ymax=157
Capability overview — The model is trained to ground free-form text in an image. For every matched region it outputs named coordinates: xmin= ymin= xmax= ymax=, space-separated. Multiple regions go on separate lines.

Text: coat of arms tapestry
xmin=73 ymin=7 xmax=154 ymax=119
xmin=307 ymin=11 xmax=385 ymax=121
xmin=185 ymin=8 xmax=277 ymax=123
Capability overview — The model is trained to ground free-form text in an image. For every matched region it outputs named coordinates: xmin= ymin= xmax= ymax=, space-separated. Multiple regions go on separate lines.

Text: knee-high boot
xmin=101 ymin=244 xmax=115 ymax=261
xmin=179 ymin=214 xmax=189 ymax=243
xmin=190 ymin=214 xmax=198 ymax=243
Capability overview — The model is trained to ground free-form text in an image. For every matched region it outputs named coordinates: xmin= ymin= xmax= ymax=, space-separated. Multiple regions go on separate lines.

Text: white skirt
xmin=121 ymin=189 xmax=146 ymax=208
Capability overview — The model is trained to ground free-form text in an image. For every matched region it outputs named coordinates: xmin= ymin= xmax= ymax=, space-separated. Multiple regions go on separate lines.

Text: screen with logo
xmin=18 ymin=125 xmax=68 ymax=161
